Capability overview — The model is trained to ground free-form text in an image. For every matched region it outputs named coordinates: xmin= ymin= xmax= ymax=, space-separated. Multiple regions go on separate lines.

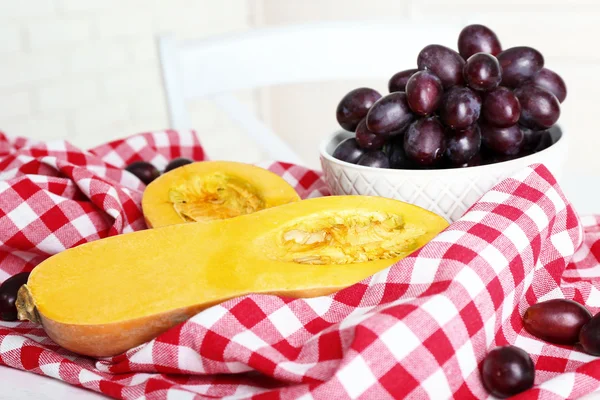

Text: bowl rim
xmin=319 ymin=124 xmax=566 ymax=176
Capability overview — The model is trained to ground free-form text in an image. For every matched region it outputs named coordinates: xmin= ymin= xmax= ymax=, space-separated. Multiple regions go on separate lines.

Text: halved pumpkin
xmin=142 ymin=161 xmax=300 ymax=228
xmin=17 ymin=195 xmax=448 ymax=357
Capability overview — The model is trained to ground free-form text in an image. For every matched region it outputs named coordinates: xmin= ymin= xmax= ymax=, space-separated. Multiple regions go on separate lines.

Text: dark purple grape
xmin=439 ymin=86 xmax=482 ymax=129
xmin=404 ymin=117 xmax=446 ymax=166
xmin=357 ymin=150 xmax=390 ymax=169
xmin=164 ymin=157 xmax=193 ymax=173
xmin=497 ymin=47 xmax=544 ymax=87
xmin=481 ymin=346 xmax=535 ymax=398
xmin=382 ymin=127 xmax=407 ymax=153
xmin=482 ymin=87 xmax=521 ymax=127
xmin=523 ymin=299 xmax=592 ymax=345
xmin=580 ymin=312 xmax=600 ymax=356
xmin=460 ymin=153 xmax=482 ymax=167
xmin=417 ymin=44 xmax=466 ymax=88
xmin=0 ymin=272 xmax=30 ymax=321
xmin=481 ymin=123 xmax=524 ymax=155
xmin=521 ymin=126 xmax=543 ymax=151
xmin=336 ymin=88 xmax=382 ymax=131
xmin=457 ymin=24 xmax=502 ymax=59
xmin=463 ymin=53 xmax=502 ymax=91
xmin=405 ymin=70 xmax=443 ymax=116
xmin=482 ymin=150 xmax=522 ymax=165
xmin=366 ymin=92 xmax=414 ymax=135
xmin=528 ymin=68 xmax=567 ymax=103
xmin=355 ymin=119 xmax=387 ymax=150
xmin=445 ymin=124 xmax=481 ymax=165
xmin=332 ymin=138 xmax=366 ymax=164
xmin=388 ymin=69 xmax=418 ymax=93
xmin=514 ymin=84 xmax=560 ymax=130
xmin=386 ymin=136 xmax=413 ymax=169
xmin=125 ymin=161 xmax=161 ymax=185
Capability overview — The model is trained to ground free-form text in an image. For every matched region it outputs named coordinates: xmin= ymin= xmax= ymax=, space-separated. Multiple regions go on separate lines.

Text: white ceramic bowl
xmin=319 ymin=126 xmax=568 ymax=222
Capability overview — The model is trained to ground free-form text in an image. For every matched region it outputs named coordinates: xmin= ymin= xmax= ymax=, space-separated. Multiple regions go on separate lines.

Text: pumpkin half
xmin=17 ymin=195 xmax=448 ymax=357
xmin=142 ymin=160 xmax=300 ymax=228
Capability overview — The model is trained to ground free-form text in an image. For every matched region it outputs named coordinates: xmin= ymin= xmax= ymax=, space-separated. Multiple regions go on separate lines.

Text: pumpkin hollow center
xmin=168 ymin=173 xmax=265 ymax=222
xmin=268 ymin=211 xmax=425 ymax=264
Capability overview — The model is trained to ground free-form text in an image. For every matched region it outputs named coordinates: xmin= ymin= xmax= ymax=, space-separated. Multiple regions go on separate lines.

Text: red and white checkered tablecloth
xmin=0 ymin=129 xmax=599 ymax=399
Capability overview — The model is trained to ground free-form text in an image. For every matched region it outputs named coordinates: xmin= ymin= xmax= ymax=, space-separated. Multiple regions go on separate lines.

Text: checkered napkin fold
xmin=0 ymin=129 xmax=599 ymax=400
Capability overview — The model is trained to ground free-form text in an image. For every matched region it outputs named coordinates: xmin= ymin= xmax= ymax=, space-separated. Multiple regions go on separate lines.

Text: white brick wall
xmin=0 ymin=0 xmax=597 ymax=175
xmin=67 ymin=42 xmax=130 ymax=73
xmin=1 ymin=116 xmax=70 ymax=142
xmin=71 ymin=101 xmax=130 ymax=138
xmin=0 ymin=0 xmax=257 ymax=162
xmin=0 ymin=24 xmax=24 ymax=54
xmin=0 ymin=53 xmax=64 ymax=89
xmin=0 ymin=91 xmax=32 ymax=120
xmin=91 ymin=12 xmax=155 ymax=39
xmin=37 ymin=78 xmax=100 ymax=112
xmin=26 ymin=19 xmax=93 ymax=49
xmin=56 ymin=0 xmax=115 ymax=13
xmin=0 ymin=0 xmax=56 ymax=18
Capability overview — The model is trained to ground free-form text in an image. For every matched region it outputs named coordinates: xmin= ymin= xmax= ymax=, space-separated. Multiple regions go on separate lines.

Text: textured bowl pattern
xmin=320 ymin=127 xmax=567 ymax=222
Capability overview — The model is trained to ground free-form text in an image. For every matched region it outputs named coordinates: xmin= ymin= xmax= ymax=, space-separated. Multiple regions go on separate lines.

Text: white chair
xmin=156 ymin=20 xmax=464 ymax=165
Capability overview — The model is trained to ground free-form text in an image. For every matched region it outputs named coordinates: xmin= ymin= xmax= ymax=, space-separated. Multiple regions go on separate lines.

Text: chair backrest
xmin=157 ymin=21 xmax=465 ymax=165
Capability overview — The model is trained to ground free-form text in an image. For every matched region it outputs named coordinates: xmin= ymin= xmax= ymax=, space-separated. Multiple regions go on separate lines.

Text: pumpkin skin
xmin=142 ymin=161 xmax=301 ymax=228
xmin=17 ymin=195 xmax=448 ymax=357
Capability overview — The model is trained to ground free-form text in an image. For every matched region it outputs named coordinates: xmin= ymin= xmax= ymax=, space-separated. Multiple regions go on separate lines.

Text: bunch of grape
xmin=125 ymin=157 xmax=193 ymax=185
xmin=332 ymin=24 xmax=567 ymax=169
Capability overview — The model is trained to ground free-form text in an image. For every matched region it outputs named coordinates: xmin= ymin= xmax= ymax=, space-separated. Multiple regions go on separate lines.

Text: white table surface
xmin=1 ymin=174 xmax=598 ymax=400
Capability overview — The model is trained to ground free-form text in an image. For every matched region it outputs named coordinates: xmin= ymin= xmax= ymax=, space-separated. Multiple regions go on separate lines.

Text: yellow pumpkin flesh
xmin=17 ymin=195 xmax=448 ymax=357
